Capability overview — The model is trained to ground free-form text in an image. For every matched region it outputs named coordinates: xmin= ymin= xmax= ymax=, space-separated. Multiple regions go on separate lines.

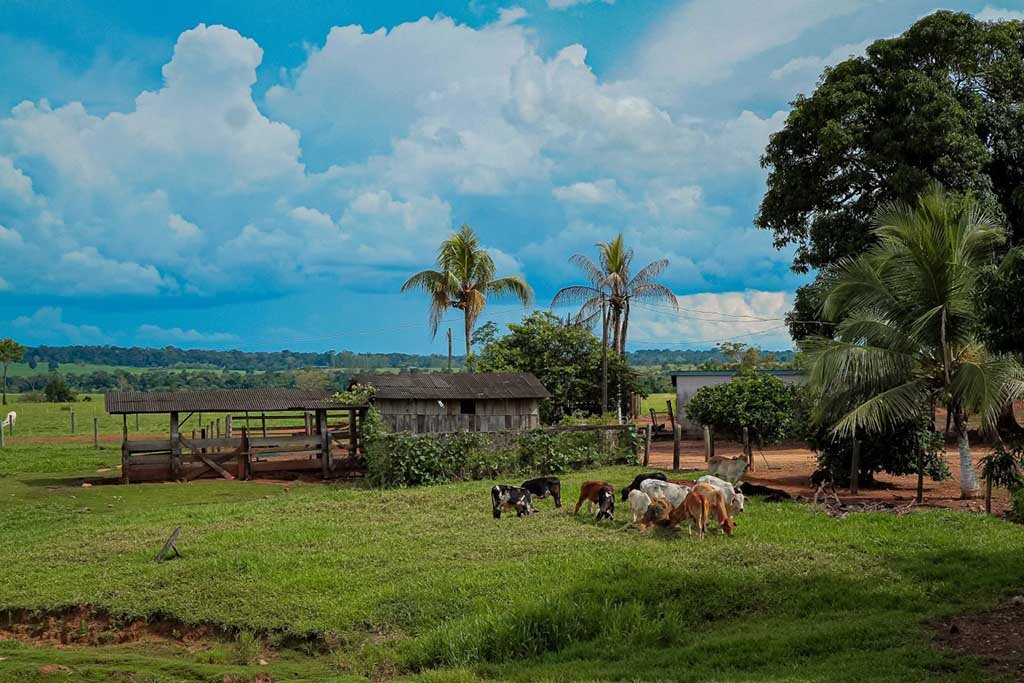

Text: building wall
xmin=674 ymin=373 xmax=804 ymax=433
xmin=375 ymin=397 xmax=541 ymax=433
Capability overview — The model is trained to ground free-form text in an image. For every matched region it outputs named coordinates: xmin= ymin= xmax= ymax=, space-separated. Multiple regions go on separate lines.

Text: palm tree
xmin=802 ymin=185 xmax=1024 ymax=498
xmin=551 ymin=234 xmax=678 ymax=355
xmin=402 ymin=225 xmax=533 ymax=358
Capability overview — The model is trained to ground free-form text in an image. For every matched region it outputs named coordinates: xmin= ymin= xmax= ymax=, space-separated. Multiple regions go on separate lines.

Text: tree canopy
xmin=756 ymin=10 xmax=1024 ymax=343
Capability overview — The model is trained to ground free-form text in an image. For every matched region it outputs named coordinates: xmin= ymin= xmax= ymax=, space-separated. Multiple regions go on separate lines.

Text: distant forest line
xmin=8 ymin=344 xmax=796 ymax=396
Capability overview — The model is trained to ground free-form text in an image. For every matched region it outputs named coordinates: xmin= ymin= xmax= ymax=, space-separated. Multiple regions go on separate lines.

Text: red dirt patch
xmin=936 ymin=597 xmax=1024 ymax=681
xmin=646 ymin=438 xmax=1014 ymax=515
xmin=0 ymin=607 xmax=229 ymax=648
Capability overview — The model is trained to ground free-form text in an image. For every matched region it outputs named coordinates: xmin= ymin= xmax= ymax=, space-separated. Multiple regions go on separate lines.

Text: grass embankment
xmin=0 ymin=440 xmax=1021 ymax=682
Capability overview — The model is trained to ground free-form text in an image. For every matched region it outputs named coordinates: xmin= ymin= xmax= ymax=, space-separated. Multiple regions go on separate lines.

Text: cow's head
xmin=732 ymin=487 xmax=745 ymax=513
xmin=721 ymin=516 xmax=736 ymax=536
xmin=596 ymin=487 xmax=615 ymax=521
xmin=517 ymin=493 xmax=536 ymax=516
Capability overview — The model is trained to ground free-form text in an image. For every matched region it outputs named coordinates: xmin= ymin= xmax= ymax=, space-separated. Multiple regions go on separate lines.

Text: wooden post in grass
xmin=849 ymin=439 xmax=860 ymax=495
xmin=318 ymin=409 xmax=332 ymax=476
xmin=672 ymin=423 xmax=681 ymax=472
xmin=703 ymin=425 xmax=713 ymax=463
xmin=93 ymin=417 xmax=99 ymax=449
xmin=0 ymin=423 xmax=5 ymax=448
xmin=304 ymin=412 xmax=313 ymax=436
xmin=742 ymin=426 xmax=753 ymax=472
xmin=225 ymin=415 xmax=232 ymax=438
xmin=666 ymin=400 xmax=676 ymax=431
xmin=71 ymin=409 xmax=76 ymax=434
xmin=261 ymin=412 xmax=267 ymax=438
xmin=643 ymin=424 xmax=651 ymax=466
xmin=915 ymin=445 xmax=924 ymax=504
xmin=985 ymin=475 xmax=993 ymax=515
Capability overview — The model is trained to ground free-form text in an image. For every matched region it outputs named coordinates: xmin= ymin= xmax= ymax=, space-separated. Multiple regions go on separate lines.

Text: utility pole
xmin=601 ymin=294 xmax=608 ymax=415
xmin=447 ymin=328 xmax=453 ymax=372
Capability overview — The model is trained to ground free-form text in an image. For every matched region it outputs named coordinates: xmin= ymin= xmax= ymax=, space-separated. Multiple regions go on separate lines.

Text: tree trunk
xmin=915 ymin=446 xmax=924 ymax=504
xmin=1 ymin=364 xmax=6 ymax=406
xmin=464 ymin=307 xmax=473 ymax=360
xmin=953 ymin=410 xmax=980 ymax=499
xmin=619 ymin=299 xmax=630 ymax=356
xmin=985 ymin=475 xmax=992 ymax=514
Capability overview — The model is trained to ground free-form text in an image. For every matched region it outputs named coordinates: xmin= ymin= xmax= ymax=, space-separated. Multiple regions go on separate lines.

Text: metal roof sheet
xmin=350 ymin=372 xmax=550 ymax=400
xmin=104 ymin=389 xmax=349 ymax=414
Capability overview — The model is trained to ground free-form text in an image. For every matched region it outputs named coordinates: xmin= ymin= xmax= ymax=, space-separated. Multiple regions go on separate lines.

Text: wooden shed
xmin=351 ymin=372 xmax=550 ymax=434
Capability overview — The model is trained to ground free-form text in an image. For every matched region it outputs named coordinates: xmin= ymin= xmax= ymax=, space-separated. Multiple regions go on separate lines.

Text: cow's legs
xmin=573 ymin=494 xmax=586 ymax=515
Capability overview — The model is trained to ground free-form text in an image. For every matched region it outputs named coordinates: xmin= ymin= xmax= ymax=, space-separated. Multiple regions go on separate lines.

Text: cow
xmin=620 ymin=471 xmax=667 ymax=501
xmin=574 ymin=481 xmax=615 ymax=521
xmin=640 ymin=499 xmax=672 ymax=529
xmin=692 ymin=483 xmax=735 ymax=536
xmin=708 ymin=454 xmax=749 ymax=483
xmin=521 ymin=476 xmax=562 ymax=508
xmin=627 ymin=489 xmax=651 ymax=524
xmin=491 ymin=485 xmax=536 ymax=519
xmin=810 ymin=468 xmax=839 ymax=506
xmin=696 ymin=475 xmax=745 ymax=515
xmin=2 ymin=411 xmax=15 ymax=434
xmin=640 ymin=479 xmax=691 ymax=511
xmin=669 ymin=488 xmax=709 ymax=539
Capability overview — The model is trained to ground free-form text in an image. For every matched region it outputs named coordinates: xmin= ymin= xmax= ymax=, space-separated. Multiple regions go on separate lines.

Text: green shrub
xmin=684 ymin=371 xmax=795 ymax=446
xmin=1013 ymin=489 xmax=1024 ymax=521
xmin=809 ymin=416 xmax=948 ymax=485
xmin=363 ymin=408 xmax=639 ymax=488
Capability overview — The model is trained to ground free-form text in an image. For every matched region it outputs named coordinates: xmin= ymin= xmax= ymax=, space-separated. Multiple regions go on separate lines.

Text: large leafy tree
xmin=401 ymin=225 xmax=533 ymax=358
xmin=0 ymin=338 xmax=25 ymax=406
xmin=802 ymin=187 xmax=1024 ymax=498
xmin=756 ymin=10 xmax=1024 ymax=342
xmin=474 ymin=312 xmax=639 ymax=422
xmin=551 ymin=234 xmax=677 ymax=355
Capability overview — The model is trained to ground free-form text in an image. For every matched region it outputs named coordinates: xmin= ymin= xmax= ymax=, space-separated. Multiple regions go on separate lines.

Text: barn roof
xmin=104 ymin=389 xmax=350 ymax=414
xmin=351 ymin=372 xmax=550 ymax=400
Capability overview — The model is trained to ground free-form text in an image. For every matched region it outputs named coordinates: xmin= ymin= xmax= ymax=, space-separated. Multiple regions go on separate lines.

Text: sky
xmin=1 ymin=0 xmax=1023 ymax=354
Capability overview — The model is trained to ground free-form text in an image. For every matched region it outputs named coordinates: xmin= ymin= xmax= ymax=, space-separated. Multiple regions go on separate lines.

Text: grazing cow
xmin=640 ymin=479 xmax=691 ymax=511
xmin=628 ymin=489 xmax=652 ymax=524
xmin=708 ymin=454 xmax=749 ymax=483
xmin=491 ymin=485 xmax=536 ymax=519
xmin=620 ymin=471 xmax=667 ymax=501
xmin=2 ymin=411 xmax=15 ymax=433
xmin=693 ymin=483 xmax=735 ymax=536
xmin=697 ymin=475 xmax=745 ymax=515
xmin=521 ymin=476 xmax=562 ymax=508
xmin=640 ymin=499 xmax=671 ymax=529
xmin=574 ymin=481 xmax=616 ymax=521
xmin=669 ymin=488 xmax=709 ymax=538
xmin=810 ymin=468 xmax=839 ymax=505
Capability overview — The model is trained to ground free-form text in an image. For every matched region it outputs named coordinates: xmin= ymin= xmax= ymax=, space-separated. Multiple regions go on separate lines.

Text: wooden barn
xmin=351 ymin=372 xmax=549 ymax=434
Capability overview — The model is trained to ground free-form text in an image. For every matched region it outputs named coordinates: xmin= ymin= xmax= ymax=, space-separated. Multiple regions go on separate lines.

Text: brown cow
xmin=693 ymin=483 xmax=735 ymax=536
xmin=574 ymin=480 xmax=616 ymax=521
xmin=669 ymin=488 xmax=709 ymax=539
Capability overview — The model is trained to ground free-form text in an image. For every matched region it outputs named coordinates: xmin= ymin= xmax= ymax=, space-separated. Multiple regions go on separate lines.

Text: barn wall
xmin=375 ymin=398 xmax=540 ymax=434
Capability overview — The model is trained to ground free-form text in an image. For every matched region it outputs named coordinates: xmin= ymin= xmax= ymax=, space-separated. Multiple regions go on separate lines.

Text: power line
xmin=626 ymin=323 xmax=791 ymax=347
xmin=634 ymin=299 xmax=784 ymax=323
xmin=630 ymin=300 xmax=785 ymax=324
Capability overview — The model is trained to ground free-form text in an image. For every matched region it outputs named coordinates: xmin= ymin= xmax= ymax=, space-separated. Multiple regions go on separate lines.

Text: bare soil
xmin=935 ymin=597 xmax=1024 ymax=681
xmin=645 ymin=438 xmax=1015 ymax=515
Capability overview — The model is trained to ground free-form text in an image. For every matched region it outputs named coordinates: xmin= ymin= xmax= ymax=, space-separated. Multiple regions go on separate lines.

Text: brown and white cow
xmin=574 ymin=481 xmax=615 ymax=521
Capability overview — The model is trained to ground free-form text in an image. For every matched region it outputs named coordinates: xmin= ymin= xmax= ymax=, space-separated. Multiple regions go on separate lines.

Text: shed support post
xmin=643 ymin=424 xmax=652 ymax=466
xmin=349 ymin=408 xmax=357 ymax=457
xmin=170 ymin=412 xmax=182 ymax=481
xmin=121 ymin=414 xmax=129 ymax=484
xmin=666 ymin=400 xmax=675 ymax=431
xmin=240 ymin=427 xmax=250 ymax=481
xmin=225 ymin=415 xmax=232 ymax=438
xmin=261 ymin=413 xmax=267 ymax=438
xmin=318 ymin=410 xmax=331 ymax=476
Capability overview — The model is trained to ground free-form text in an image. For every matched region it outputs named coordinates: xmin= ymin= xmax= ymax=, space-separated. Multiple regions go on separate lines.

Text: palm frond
xmin=829 ymin=379 xmax=929 ymax=438
xmin=486 ymin=276 xmax=534 ymax=306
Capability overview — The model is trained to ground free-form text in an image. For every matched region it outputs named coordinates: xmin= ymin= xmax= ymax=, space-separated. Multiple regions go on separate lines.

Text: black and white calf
xmin=491 ymin=485 xmax=536 ymax=519
xmin=520 ymin=476 xmax=562 ymax=508
xmin=620 ymin=471 xmax=667 ymax=501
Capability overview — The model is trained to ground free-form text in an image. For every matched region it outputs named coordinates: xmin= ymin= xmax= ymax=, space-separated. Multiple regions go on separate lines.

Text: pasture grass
xmin=640 ymin=392 xmax=675 ymax=418
xmin=0 ymin=440 xmax=1021 ymax=681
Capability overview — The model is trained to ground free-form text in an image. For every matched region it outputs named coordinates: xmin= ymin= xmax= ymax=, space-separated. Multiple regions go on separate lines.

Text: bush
xmin=43 ymin=374 xmax=75 ymax=403
xmin=684 ymin=371 xmax=795 ymax=446
xmin=809 ymin=416 xmax=948 ymax=486
xmin=363 ymin=408 xmax=639 ymax=488
xmin=1013 ymin=489 xmax=1024 ymax=521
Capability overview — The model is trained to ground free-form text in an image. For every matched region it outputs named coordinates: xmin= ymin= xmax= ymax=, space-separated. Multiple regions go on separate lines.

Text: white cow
xmin=697 ymin=474 xmax=745 ymax=515
xmin=708 ymin=454 xmax=748 ymax=484
xmin=2 ymin=411 xmax=15 ymax=433
xmin=627 ymin=489 xmax=652 ymax=523
xmin=640 ymin=479 xmax=691 ymax=511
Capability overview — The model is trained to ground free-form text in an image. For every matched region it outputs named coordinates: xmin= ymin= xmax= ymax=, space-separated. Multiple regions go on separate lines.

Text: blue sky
xmin=1 ymin=0 xmax=1022 ymax=354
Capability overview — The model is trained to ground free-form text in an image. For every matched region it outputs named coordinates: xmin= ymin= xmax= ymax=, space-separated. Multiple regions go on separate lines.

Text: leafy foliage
xmin=0 ymin=337 xmax=25 ymax=405
xmin=980 ymin=439 xmax=1024 ymax=490
xmin=684 ymin=371 xmax=796 ymax=446
xmin=330 ymin=383 xmax=375 ymax=405
xmin=363 ymin=408 xmax=638 ymax=488
xmin=474 ymin=312 xmax=640 ymax=422
xmin=42 ymin=374 xmax=75 ymax=403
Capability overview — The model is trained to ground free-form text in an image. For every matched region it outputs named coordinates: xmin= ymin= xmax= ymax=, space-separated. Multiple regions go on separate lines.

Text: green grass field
xmin=640 ymin=392 xmax=675 ymax=418
xmin=1 ymin=429 xmax=1022 ymax=682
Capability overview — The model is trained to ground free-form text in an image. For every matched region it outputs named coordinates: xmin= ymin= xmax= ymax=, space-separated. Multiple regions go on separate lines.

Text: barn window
xmin=460 ymin=399 xmax=477 ymax=415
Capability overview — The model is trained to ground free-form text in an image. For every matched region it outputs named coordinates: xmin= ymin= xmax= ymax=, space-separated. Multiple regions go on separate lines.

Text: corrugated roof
xmin=351 ymin=372 xmax=550 ymax=400
xmin=105 ymin=389 xmax=351 ymax=414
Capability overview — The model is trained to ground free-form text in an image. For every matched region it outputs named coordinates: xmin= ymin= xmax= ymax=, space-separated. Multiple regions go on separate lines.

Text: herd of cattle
xmin=490 ymin=454 xmax=753 ymax=539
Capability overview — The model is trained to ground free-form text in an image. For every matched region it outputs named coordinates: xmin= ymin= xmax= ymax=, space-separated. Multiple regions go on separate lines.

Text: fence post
xmin=0 ymin=423 xmax=5 ymax=448
xmin=849 ymin=439 xmax=860 ymax=495
xmin=743 ymin=426 xmax=753 ymax=472
xmin=703 ymin=425 xmax=712 ymax=463
xmin=643 ymin=424 xmax=652 ymax=466
xmin=71 ymin=409 xmax=76 ymax=434
xmin=92 ymin=417 xmax=99 ymax=449
xmin=135 ymin=413 xmax=140 ymax=432
xmin=672 ymin=423 xmax=681 ymax=472
xmin=261 ymin=413 xmax=267 ymax=438
xmin=225 ymin=415 xmax=233 ymax=438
